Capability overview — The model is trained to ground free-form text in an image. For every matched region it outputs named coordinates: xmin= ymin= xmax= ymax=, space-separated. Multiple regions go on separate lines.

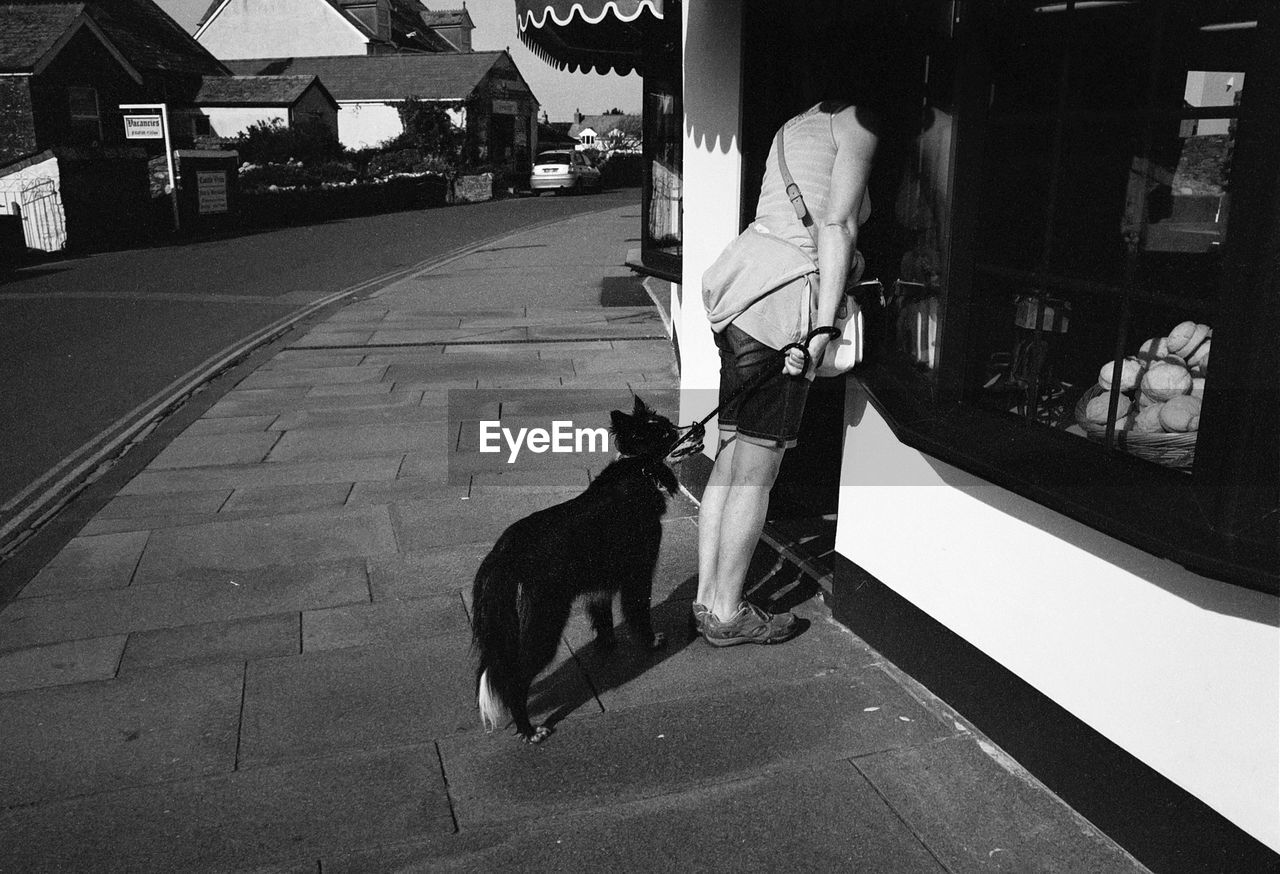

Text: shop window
xmin=857 ymin=0 xmax=1278 ymax=591
xmin=641 ymin=77 xmax=682 ymax=278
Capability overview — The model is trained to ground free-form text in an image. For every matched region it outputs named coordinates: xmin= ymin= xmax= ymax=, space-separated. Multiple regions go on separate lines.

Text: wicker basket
xmin=1074 ymin=384 xmax=1197 ymax=470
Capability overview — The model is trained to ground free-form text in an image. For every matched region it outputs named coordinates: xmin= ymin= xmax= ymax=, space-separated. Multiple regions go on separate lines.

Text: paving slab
xmin=0 ymin=661 xmax=243 ymax=806
xmin=0 ymin=745 xmax=454 ymax=874
xmin=288 ymin=329 xmax=376 ymax=347
xmin=0 ymin=635 xmax=127 ymax=693
xmin=265 ymin=423 xmax=447 ymax=462
xmin=305 ymin=381 xmax=395 ymax=396
xmin=220 ymin=481 xmax=354 ymax=516
xmin=118 ymin=613 xmax=300 ymax=674
xmin=324 ymin=763 xmax=945 ymax=874
xmin=383 ymin=357 xmax=574 ymax=385
xmin=19 ymin=530 xmax=150 ymax=597
xmin=237 ymin=636 xmax=595 ymax=767
xmin=853 ymin=736 xmax=1149 ymax=873
xmin=131 ymin=505 xmax=397 ymax=580
xmin=438 ymin=671 xmax=956 ymax=828
xmin=183 ymin=415 xmax=278 ymax=435
xmin=0 ymin=560 xmax=368 ymax=650
xmin=303 ymin=593 xmax=471 ymax=651
xmin=95 ymin=489 xmax=232 ymax=518
xmin=237 ymin=364 xmax=388 ymax=390
xmin=368 ymin=543 xmax=494 ymax=601
xmin=204 ymin=387 xmax=417 ymax=418
xmin=119 ymin=455 xmax=403 ymax=495
xmin=389 ymin=492 xmax=568 ymax=551
xmin=345 ymin=476 xmax=463 ymax=505
xmin=262 ymin=351 xmax=367 ymax=368
xmin=145 ymin=431 xmax=281 ymax=470
xmin=268 ymin=402 xmax=451 ymax=431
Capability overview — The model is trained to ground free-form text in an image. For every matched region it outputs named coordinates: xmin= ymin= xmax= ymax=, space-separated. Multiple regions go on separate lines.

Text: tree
xmin=599 ymin=114 xmax=643 ymax=155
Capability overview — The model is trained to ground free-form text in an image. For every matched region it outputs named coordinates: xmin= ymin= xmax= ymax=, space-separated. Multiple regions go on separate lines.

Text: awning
xmin=515 ymin=0 xmax=664 ymax=76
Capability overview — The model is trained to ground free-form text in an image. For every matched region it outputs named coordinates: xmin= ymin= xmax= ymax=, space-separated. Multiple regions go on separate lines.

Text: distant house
xmin=227 ymin=52 xmax=539 ymax=168
xmin=194 ymin=75 xmax=339 ymax=139
xmin=193 ymin=0 xmax=467 ymax=59
xmin=568 ymin=111 xmax=640 ymax=155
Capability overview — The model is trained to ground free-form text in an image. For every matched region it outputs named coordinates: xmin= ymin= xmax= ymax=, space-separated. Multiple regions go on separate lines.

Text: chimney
xmin=574 ymin=108 xmax=583 ymax=124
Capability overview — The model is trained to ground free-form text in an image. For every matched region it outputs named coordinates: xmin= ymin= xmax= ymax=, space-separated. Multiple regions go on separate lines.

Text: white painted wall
xmin=0 ymin=156 xmax=67 ymax=251
xmin=834 ymin=380 xmax=1280 ymax=852
xmin=678 ymin=0 xmax=743 ymax=435
xmin=203 ymin=107 xmax=285 ymax=139
xmin=337 ymin=102 xmax=467 ymax=151
xmin=197 ymin=0 xmax=367 ymax=58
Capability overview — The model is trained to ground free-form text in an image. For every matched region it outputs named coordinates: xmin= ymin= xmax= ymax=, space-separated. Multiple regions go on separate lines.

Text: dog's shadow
xmin=527 ymin=543 xmax=819 ymax=734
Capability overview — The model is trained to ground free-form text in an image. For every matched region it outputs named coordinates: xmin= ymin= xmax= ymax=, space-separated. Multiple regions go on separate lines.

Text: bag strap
xmin=774 ymin=126 xmax=820 ymax=249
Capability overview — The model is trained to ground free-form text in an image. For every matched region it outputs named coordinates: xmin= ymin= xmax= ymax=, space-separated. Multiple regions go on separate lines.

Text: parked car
xmin=529 ymin=150 xmax=602 ymax=194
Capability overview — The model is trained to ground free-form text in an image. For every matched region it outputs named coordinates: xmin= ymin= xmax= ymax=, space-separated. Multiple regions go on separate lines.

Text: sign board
xmin=492 ymin=99 xmax=519 ymax=116
xmin=197 ymin=171 xmax=228 ymax=214
xmin=123 ymin=114 xmax=163 ymax=139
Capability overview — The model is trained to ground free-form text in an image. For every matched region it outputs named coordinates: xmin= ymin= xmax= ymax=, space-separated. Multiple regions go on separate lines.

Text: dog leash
xmin=665 ymin=326 xmax=841 ymax=460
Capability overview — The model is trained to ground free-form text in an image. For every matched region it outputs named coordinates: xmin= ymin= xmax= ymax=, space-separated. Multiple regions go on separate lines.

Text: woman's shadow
xmin=526 ymin=542 xmax=820 ymax=734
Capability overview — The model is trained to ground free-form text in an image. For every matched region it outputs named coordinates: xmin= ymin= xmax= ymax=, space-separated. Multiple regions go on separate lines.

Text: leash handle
xmin=665 ymin=326 xmax=841 ymax=459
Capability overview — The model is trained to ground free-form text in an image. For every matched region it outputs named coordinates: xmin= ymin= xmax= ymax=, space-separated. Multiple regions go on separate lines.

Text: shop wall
xmin=0 ymin=78 xmax=37 ymax=166
xmin=677 ymin=0 xmax=742 ymax=433
xmin=291 ymin=87 xmax=338 ymax=136
xmin=834 ymin=381 xmax=1280 ymax=852
xmin=198 ymin=0 xmax=365 ymax=59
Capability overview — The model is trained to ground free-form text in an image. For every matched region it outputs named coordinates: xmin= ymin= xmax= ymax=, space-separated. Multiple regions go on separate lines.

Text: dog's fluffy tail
xmin=476 ymin=669 xmax=503 ymax=732
xmin=471 ymin=541 xmax=521 ymax=732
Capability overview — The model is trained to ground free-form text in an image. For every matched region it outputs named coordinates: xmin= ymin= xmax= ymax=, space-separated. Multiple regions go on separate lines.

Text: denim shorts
xmin=713 ymin=323 xmax=811 ymax=449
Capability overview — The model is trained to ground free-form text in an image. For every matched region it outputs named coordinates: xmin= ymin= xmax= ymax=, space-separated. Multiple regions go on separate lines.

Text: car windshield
xmin=536 ymin=152 xmax=573 ymax=165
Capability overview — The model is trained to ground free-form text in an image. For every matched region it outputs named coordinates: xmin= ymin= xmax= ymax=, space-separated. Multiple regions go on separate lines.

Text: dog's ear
xmin=632 ymin=395 xmax=652 ymax=417
xmin=609 ymin=408 xmax=629 ymax=434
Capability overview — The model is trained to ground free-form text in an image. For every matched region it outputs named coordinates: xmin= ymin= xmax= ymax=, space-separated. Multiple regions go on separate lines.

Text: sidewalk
xmin=0 ymin=205 xmax=1148 ymax=873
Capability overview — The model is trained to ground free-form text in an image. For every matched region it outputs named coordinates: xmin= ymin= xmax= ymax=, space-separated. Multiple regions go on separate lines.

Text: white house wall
xmin=198 ymin=0 xmax=366 ymax=59
xmin=203 ymin=107 xmax=286 ymax=139
xmin=834 ymin=381 xmax=1280 ymax=852
xmin=337 ymin=103 xmax=466 ymax=151
xmin=678 ymin=0 xmax=742 ymax=433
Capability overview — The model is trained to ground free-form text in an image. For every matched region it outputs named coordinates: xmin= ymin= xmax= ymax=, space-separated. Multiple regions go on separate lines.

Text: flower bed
xmin=238 ymin=173 xmax=448 ymax=228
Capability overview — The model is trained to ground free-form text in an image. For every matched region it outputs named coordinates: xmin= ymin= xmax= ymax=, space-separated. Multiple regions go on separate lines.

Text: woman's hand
xmin=782 ymin=332 xmax=833 ymax=376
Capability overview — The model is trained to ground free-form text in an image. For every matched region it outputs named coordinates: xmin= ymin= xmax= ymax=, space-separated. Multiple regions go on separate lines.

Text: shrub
xmin=599 ymin=152 xmax=643 ymax=188
xmin=235 ymin=119 xmax=343 ymax=167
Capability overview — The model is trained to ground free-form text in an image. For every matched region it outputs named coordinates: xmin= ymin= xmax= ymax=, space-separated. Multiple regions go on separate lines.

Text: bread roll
xmin=1132 ymin=403 xmax=1165 ymax=433
xmin=1098 ymin=357 xmax=1143 ymax=392
xmin=1187 ymin=339 xmax=1210 ymax=376
xmin=1136 ymin=391 xmax=1158 ymax=409
xmin=1171 ymin=322 xmax=1211 ymax=359
xmin=1086 ymin=392 xmax=1130 ymax=424
xmin=1141 ymin=362 xmax=1192 ymax=402
xmin=1137 ymin=337 xmax=1169 ymax=362
xmin=1191 ymin=377 xmax=1206 ymax=399
xmin=1166 ymin=321 xmax=1198 ymax=354
xmin=1159 ymin=395 xmax=1201 ymax=432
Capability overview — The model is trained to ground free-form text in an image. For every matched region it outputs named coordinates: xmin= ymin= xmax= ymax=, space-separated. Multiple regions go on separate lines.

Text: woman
xmin=697 ymin=100 xmax=878 ymax=645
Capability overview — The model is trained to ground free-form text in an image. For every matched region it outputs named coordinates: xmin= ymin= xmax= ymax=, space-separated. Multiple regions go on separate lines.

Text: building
xmin=226 ymin=52 xmax=537 ymax=165
xmin=193 ymin=75 xmax=339 ymax=139
xmin=193 ymin=0 xmax=464 ymax=57
xmin=515 ymin=2 xmax=1279 ymax=871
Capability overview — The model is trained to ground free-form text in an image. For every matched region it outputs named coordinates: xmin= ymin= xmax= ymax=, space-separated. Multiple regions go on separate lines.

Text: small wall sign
xmin=197 ymin=171 xmax=228 ymax=214
xmin=123 ymin=114 xmax=163 ymax=139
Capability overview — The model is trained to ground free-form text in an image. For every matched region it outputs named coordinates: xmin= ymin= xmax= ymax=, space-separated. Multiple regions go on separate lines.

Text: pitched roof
xmin=195 ymin=74 xmax=333 ymax=106
xmin=569 ymin=114 xmax=627 ymax=137
xmin=419 ymin=6 xmax=471 ymax=28
xmin=225 ymin=51 xmax=524 ymax=102
xmin=195 ymin=0 xmax=457 ymax=54
xmin=2 ymin=0 xmax=227 ymax=75
xmin=0 ymin=3 xmax=85 ymax=69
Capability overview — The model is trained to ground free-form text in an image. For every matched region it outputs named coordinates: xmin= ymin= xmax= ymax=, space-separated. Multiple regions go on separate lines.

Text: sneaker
xmin=702 ymin=601 xmax=800 ymax=647
xmin=690 ymin=603 xmax=712 ymax=635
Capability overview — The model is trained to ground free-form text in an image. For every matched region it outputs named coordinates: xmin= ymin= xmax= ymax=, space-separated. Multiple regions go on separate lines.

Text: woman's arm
xmin=784 ymin=106 xmax=879 ymax=375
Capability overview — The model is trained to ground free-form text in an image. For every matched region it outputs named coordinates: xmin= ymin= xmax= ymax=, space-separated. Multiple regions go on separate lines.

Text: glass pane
xmin=643 ymin=81 xmax=681 ymax=262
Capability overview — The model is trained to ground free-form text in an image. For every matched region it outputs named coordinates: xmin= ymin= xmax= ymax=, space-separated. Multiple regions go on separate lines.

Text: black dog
xmin=472 ymin=396 xmax=682 ymax=743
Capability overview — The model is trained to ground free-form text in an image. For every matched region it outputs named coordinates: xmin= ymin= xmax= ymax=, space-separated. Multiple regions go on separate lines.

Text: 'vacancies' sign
xmin=123 ymin=115 xmax=163 ymax=139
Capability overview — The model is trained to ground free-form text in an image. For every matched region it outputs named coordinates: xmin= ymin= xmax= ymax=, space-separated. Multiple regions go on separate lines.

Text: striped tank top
xmin=753 ymin=103 xmax=871 ymax=255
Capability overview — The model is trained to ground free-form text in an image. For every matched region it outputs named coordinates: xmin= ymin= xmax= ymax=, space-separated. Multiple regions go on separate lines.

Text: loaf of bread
xmin=1098 ymin=357 xmax=1143 ymax=392
xmin=1132 ymin=403 xmax=1165 ymax=433
xmin=1187 ymin=339 xmax=1210 ymax=376
xmin=1086 ymin=392 xmax=1130 ymax=424
xmin=1168 ymin=321 xmax=1211 ymax=358
xmin=1141 ymin=362 xmax=1192 ymax=402
xmin=1159 ymin=395 xmax=1201 ymax=432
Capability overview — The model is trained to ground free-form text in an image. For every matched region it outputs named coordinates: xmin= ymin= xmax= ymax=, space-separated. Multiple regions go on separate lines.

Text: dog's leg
xmin=508 ymin=597 xmax=570 ymax=744
xmin=585 ymin=593 xmax=616 ymax=652
xmin=620 ymin=573 xmax=664 ymax=651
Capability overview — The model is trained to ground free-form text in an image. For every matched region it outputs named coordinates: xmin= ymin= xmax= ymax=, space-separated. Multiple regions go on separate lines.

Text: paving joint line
xmin=286 ymin=336 xmax=667 ymax=351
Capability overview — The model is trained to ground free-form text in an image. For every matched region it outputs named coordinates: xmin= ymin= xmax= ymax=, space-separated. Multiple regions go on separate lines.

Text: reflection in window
xmin=642 ymin=79 xmax=681 ymax=274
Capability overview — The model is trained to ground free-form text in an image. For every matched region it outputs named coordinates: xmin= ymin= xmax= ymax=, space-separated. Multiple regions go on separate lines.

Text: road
xmin=0 ymin=188 xmax=640 ymax=542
